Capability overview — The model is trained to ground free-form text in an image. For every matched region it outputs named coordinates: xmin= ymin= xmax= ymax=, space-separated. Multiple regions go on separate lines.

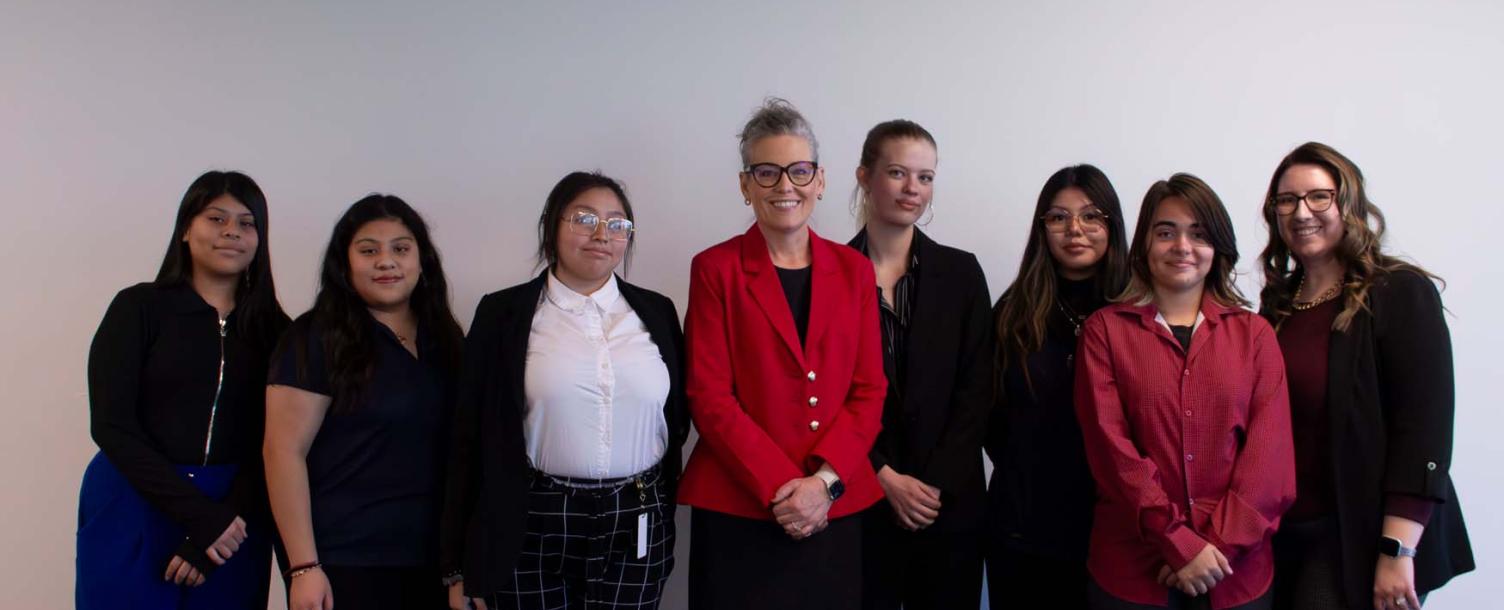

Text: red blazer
xmin=677 ymin=225 xmax=887 ymax=520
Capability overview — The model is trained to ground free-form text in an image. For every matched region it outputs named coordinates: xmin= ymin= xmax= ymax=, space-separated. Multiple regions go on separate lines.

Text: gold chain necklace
xmin=1293 ymin=274 xmax=1340 ymax=311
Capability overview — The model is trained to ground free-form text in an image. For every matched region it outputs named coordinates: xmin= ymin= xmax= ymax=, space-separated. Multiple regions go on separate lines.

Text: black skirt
xmin=688 ymin=508 xmax=862 ymax=610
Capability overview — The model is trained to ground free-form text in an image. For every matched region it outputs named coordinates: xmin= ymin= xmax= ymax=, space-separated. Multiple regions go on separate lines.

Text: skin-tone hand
xmin=1172 ymin=544 xmax=1233 ymax=596
xmin=163 ymin=555 xmax=205 ymax=587
xmin=448 ymin=582 xmax=489 ymax=610
xmin=770 ymin=476 xmax=832 ymax=540
xmin=288 ymin=567 xmax=334 ymax=610
xmin=205 ymin=516 xmax=248 ymax=565
xmin=1373 ymin=515 xmax=1426 ymax=609
xmin=876 ymin=466 xmax=941 ymax=531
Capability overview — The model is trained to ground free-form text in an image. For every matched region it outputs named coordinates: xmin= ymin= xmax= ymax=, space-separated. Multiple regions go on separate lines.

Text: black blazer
xmin=439 ymin=272 xmax=689 ymax=596
xmin=847 ymin=228 xmax=994 ymax=532
xmin=1269 ymin=269 xmax=1473 ymax=603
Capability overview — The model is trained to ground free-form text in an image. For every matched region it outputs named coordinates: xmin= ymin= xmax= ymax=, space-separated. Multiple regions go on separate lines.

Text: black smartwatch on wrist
xmin=1379 ymin=536 xmax=1417 ymax=559
xmin=825 ymin=478 xmax=845 ymax=501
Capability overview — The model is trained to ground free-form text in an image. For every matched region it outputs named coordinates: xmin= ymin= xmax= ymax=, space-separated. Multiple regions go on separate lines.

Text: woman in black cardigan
xmin=78 ymin=171 xmax=289 ymax=610
xmin=442 ymin=171 xmax=689 ymax=610
xmin=1258 ymin=142 xmax=1473 ymax=610
xmin=985 ymin=164 xmax=1129 ymax=610
xmin=846 ymin=120 xmax=994 ymax=610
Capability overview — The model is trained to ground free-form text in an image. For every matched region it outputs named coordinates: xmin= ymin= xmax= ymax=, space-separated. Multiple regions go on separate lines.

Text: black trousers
xmin=318 ymin=564 xmax=446 ymax=610
xmin=688 ymin=508 xmax=862 ymax=610
xmin=986 ymin=545 xmax=1089 ymax=610
xmin=487 ymin=467 xmax=675 ymax=610
xmin=861 ymin=503 xmax=983 ymax=610
xmin=1272 ymin=517 xmax=1349 ymax=610
xmin=1087 ymin=578 xmax=1272 ymax=610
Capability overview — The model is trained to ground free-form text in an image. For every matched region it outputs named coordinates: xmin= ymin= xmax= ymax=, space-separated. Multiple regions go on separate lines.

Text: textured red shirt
xmin=1074 ymin=295 xmax=1295 ymax=608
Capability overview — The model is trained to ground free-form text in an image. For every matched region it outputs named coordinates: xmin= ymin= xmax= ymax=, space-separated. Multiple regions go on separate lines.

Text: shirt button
xmin=807 ymin=371 xmax=817 ymax=382
xmin=1184 ymin=410 xmax=1192 ymax=417
xmin=809 ymin=420 xmax=820 ymax=431
xmin=808 ymin=396 xmax=819 ymax=407
xmin=1188 ymin=498 xmax=1195 ymax=506
xmin=1185 ymin=453 xmax=1194 ymax=462
xmin=1183 ymin=369 xmax=1190 ymax=377
xmin=1427 ymin=462 xmax=1438 ymax=471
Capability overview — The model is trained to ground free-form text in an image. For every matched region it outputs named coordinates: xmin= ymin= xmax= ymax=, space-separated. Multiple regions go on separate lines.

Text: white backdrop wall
xmin=2 ymin=1 xmax=1498 ymax=608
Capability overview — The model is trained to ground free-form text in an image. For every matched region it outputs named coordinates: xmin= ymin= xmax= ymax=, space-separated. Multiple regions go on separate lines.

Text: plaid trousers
xmin=487 ymin=465 xmax=675 ymax=610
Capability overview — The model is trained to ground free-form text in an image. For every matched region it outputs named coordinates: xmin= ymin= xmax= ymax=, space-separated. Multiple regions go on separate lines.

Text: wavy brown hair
xmin=1119 ymin=173 xmax=1249 ymax=308
xmin=995 ymin=164 xmax=1129 ymax=377
xmin=1258 ymin=142 xmax=1439 ymax=331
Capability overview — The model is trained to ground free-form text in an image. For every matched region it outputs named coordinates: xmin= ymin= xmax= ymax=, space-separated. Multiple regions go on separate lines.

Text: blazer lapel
xmin=618 ymin=277 xmax=675 ymax=370
xmin=502 ymin=273 xmax=547 ymax=417
xmin=1324 ymin=298 xmax=1359 ymax=432
xmin=741 ymin=226 xmax=808 ymax=368
xmin=804 ymin=228 xmax=840 ymax=351
xmin=901 ymin=230 xmax=942 ymax=414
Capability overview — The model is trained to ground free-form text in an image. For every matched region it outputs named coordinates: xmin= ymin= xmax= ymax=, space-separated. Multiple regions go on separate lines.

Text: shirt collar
xmin=545 ymin=271 xmax=620 ymax=314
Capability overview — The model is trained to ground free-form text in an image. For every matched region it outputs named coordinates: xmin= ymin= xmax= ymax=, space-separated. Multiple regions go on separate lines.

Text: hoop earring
xmin=919 ymin=200 xmax=935 ymax=227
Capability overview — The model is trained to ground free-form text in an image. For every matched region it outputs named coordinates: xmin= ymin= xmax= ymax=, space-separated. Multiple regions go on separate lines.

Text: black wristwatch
xmin=824 ymin=478 xmax=845 ymax=501
xmin=1379 ymin=536 xmax=1417 ymax=559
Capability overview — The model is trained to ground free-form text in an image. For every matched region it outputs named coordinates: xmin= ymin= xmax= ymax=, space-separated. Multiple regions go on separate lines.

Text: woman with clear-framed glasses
xmin=1256 ymin=143 xmax=1473 ymax=610
xmin=986 ymin=164 xmax=1130 ymax=610
xmin=440 ymin=171 xmax=688 ymax=610
xmin=677 ymin=98 xmax=886 ymax=610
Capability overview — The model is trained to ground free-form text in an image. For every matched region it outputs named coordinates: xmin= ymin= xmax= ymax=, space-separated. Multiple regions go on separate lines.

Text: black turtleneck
xmin=986 ymin=274 xmax=1108 ymax=561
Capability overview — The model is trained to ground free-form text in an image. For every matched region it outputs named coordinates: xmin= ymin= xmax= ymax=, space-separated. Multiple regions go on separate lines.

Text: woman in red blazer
xmin=678 ymin=97 xmax=887 ymax=610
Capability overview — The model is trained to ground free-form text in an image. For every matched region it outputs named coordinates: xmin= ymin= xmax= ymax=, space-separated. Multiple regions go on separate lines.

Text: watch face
xmin=1379 ymin=537 xmax=1402 ymax=557
xmin=828 ymin=480 xmax=845 ymax=500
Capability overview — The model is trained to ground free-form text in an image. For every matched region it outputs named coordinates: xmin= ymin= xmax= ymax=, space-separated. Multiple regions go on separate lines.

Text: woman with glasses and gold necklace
xmin=1257 ymin=143 xmax=1473 ymax=610
xmin=986 ymin=164 xmax=1129 ymax=610
xmin=677 ymin=98 xmax=886 ymax=610
xmin=441 ymin=171 xmax=688 ymax=610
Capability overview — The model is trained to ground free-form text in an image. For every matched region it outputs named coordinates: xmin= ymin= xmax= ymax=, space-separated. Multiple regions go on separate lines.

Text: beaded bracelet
xmin=284 ymin=560 xmax=322 ymax=579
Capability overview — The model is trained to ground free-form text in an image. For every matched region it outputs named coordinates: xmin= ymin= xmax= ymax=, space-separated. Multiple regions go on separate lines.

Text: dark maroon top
xmin=1278 ymin=298 xmax=1339 ymax=521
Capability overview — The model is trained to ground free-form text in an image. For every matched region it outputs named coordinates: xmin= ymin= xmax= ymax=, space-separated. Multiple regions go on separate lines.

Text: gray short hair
xmin=738 ymin=97 xmax=819 ymax=167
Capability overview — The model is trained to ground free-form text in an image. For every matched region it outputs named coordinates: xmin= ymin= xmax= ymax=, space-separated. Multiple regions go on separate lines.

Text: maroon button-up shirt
xmin=1074 ymin=295 xmax=1295 ymax=608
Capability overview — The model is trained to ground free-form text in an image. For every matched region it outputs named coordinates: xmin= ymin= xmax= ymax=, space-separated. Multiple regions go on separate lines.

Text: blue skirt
xmin=76 ymin=452 xmax=271 ymax=610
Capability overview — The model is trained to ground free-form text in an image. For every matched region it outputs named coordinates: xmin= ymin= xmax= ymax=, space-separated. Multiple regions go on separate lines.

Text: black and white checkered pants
xmin=487 ymin=465 xmax=675 ymax=610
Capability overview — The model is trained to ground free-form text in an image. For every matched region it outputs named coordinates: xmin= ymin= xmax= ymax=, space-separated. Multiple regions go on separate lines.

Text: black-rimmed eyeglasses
xmin=1269 ymin=189 xmax=1337 ymax=216
xmin=743 ymin=161 xmax=819 ymax=188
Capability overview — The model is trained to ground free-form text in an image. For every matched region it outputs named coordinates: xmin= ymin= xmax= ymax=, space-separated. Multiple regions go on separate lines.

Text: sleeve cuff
xmin=1385 ymin=493 xmax=1437 ymax=525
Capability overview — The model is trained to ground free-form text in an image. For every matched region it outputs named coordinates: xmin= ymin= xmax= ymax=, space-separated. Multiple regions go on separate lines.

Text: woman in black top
xmin=77 ymin=171 xmax=289 ymax=610
xmin=265 ymin=195 xmax=464 ymax=610
xmin=986 ymin=165 xmax=1128 ymax=610
xmin=441 ymin=171 xmax=688 ymax=610
xmin=845 ymin=120 xmax=993 ymax=610
xmin=1257 ymin=142 xmax=1473 ymax=610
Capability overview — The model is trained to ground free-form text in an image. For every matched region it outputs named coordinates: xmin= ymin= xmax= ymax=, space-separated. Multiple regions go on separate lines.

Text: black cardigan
xmin=87 ymin=282 xmax=286 ymax=572
xmin=847 ymin=228 xmax=994 ymax=532
xmin=439 ymin=273 xmax=690 ymax=596
xmin=1265 ymin=269 xmax=1474 ymax=602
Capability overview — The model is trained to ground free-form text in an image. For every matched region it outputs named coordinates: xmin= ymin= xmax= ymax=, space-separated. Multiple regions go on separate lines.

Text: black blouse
xmin=88 ymin=282 xmax=284 ymax=570
xmin=269 ymin=314 xmax=450 ymax=567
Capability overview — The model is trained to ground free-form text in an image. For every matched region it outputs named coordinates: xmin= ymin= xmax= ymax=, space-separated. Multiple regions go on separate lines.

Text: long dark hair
xmin=1258 ymin=142 xmax=1439 ymax=331
xmin=1120 ymin=173 xmax=1248 ymax=308
xmin=994 ymin=164 xmax=1129 ymax=375
xmin=154 ymin=170 xmax=288 ymax=349
xmin=535 ymin=171 xmax=636 ymax=275
xmin=285 ymin=194 xmax=464 ymax=413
